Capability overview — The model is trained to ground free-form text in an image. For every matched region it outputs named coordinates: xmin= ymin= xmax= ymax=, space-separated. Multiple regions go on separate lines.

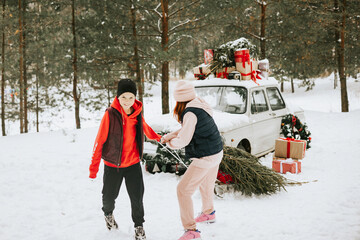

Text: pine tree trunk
xmin=18 ymin=0 xmax=24 ymax=133
xmin=35 ymin=63 xmax=39 ymax=132
xmin=334 ymin=69 xmax=338 ymax=89
xmin=107 ymin=67 xmax=111 ymax=107
xmin=130 ymin=2 xmax=143 ymax=104
xmin=141 ymin=67 xmax=145 ymax=105
xmin=280 ymin=79 xmax=284 ymax=92
xmin=291 ymin=77 xmax=294 ymax=93
xmin=1 ymin=0 xmax=6 ymax=136
xmin=35 ymin=4 xmax=40 ymax=133
xmin=72 ymin=0 xmax=81 ymax=129
xmin=260 ymin=1 xmax=266 ymax=60
xmin=23 ymin=0 xmax=28 ymax=133
xmin=174 ymin=61 xmax=177 ymax=78
xmin=161 ymin=0 xmax=169 ymax=114
xmin=334 ymin=0 xmax=340 ymax=90
xmin=339 ymin=0 xmax=348 ymax=112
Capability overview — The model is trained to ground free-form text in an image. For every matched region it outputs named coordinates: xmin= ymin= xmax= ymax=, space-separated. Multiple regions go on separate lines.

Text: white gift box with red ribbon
xmin=272 ymin=158 xmax=301 ymax=174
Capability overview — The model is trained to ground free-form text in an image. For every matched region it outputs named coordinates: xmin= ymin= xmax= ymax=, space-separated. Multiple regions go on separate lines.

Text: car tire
xmin=237 ymin=140 xmax=251 ymax=153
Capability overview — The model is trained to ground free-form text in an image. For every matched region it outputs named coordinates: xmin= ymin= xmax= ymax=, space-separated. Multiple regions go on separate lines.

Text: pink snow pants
xmin=177 ymin=163 xmax=220 ymax=230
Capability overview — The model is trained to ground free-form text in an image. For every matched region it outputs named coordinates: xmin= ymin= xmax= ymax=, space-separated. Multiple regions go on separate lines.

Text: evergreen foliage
xmin=210 ymin=37 xmax=258 ymax=73
xmin=281 ymin=114 xmax=312 ymax=149
xmin=220 ymin=146 xmax=287 ymax=196
xmin=0 ymin=0 xmax=359 ymax=134
xmin=143 ymin=143 xmax=287 ymax=196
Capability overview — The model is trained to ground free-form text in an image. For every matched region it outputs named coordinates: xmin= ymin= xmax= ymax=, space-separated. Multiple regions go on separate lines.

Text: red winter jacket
xmin=89 ymin=97 xmax=161 ymax=178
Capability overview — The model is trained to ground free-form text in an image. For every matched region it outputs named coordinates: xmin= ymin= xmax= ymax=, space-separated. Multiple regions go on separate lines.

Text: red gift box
xmin=234 ymin=49 xmax=250 ymax=69
xmin=272 ymin=159 xmax=301 ymax=174
xmin=204 ymin=49 xmax=214 ymax=65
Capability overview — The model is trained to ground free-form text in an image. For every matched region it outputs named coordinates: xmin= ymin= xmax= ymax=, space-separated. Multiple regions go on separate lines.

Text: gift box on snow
xmin=272 ymin=159 xmax=301 ymax=174
xmin=204 ymin=49 xmax=214 ymax=65
xmin=216 ymin=66 xmax=236 ymax=79
xmin=274 ymin=138 xmax=307 ymax=160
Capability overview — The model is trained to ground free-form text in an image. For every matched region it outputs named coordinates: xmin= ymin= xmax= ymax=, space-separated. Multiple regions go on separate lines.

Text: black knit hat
xmin=117 ymin=79 xmax=137 ymax=97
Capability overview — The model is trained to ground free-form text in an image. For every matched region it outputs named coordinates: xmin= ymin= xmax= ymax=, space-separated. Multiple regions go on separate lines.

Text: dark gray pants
xmin=102 ymin=162 xmax=145 ymax=227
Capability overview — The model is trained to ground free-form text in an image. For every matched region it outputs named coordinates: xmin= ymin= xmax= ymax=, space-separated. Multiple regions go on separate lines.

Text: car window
xmin=195 ymin=86 xmax=223 ymax=110
xmin=195 ymin=86 xmax=247 ymax=114
xmin=220 ymin=87 xmax=247 ymax=114
xmin=251 ymin=89 xmax=269 ymax=114
xmin=266 ymin=87 xmax=286 ymax=111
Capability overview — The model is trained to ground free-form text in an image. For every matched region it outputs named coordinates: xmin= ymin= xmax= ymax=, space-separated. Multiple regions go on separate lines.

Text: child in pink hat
xmin=161 ymin=80 xmax=223 ymax=240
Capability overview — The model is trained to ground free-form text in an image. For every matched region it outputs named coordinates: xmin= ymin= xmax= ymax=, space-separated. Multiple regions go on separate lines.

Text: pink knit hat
xmin=173 ymin=80 xmax=196 ymax=102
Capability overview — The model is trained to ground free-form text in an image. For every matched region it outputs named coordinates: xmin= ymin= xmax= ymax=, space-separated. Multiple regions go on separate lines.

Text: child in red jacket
xmin=89 ymin=79 xmax=161 ymax=240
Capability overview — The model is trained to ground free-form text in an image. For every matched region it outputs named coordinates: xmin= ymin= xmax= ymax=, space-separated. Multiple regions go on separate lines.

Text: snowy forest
xmin=0 ymin=0 xmax=359 ymax=136
xmin=1 ymin=1 xmax=360 ymax=240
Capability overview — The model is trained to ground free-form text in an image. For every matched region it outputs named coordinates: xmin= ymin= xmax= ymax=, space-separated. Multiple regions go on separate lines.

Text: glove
xmin=89 ymin=173 xmax=97 ymax=179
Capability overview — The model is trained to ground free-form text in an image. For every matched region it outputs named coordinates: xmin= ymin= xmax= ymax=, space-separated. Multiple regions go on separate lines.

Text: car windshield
xmin=195 ymin=86 xmax=247 ymax=114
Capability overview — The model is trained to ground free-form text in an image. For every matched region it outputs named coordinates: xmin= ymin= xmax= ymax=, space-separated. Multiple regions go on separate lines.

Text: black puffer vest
xmin=181 ymin=107 xmax=223 ymax=159
xmin=101 ymin=107 xmax=144 ymax=167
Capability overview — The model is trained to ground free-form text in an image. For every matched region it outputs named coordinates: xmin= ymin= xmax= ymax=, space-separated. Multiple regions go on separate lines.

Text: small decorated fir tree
xmin=210 ymin=37 xmax=258 ymax=73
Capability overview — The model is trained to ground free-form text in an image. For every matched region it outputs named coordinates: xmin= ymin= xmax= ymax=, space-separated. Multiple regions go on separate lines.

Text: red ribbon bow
xmin=240 ymin=61 xmax=260 ymax=85
xmin=216 ymin=67 xmax=229 ymax=79
xmin=240 ymin=53 xmax=250 ymax=68
xmin=251 ymin=70 xmax=261 ymax=84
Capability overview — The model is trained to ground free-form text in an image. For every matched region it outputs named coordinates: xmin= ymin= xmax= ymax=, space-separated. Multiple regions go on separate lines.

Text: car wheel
xmin=237 ymin=140 xmax=251 ymax=153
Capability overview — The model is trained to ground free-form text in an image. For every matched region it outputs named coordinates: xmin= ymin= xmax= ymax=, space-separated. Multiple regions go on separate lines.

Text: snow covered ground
xmin=1 ymin=76 xmax=360 ymax=240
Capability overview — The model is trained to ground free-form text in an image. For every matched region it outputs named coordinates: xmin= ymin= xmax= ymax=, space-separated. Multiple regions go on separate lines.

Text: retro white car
xmin=148 ymin=78 xmax=304 ymax=157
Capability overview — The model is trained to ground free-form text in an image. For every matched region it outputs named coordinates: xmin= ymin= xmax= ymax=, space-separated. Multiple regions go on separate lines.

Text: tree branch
xmin=168 ymin=34 xmax=199 ymax=49
xmin=168 ymin=17 xmax=202 ymax=34
xmin=169 ymin=0 xmax=180 ymax=9
xmin=169 ymin=0 xmax=201 ymax=18
xmin=169 ymin=23 xmax=208 ymax=36
xmin=154 ymin=2 xmax=162 ymax=18
xmin=244 ymin=31 xmax=261 ymax=40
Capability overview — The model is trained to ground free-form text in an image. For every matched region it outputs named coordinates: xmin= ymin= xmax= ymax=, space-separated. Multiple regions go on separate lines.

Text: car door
xmin=265 ymin=87 xmax=287 ymax=143
xmin=249 ymin=88 xmax=274 ymax=155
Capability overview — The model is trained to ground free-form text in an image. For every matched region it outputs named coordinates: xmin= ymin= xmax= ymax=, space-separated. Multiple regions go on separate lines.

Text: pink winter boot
xmin=195 ymin=210 xmax=216 ymax=223
xmin=178 ymin=229 xmax=201 ymax=240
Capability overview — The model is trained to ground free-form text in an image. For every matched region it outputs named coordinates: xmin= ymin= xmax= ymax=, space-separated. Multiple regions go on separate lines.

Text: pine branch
xmin=169 ymin=21 xmax=207 ymax=36
xmin=144 ymin=143 xmax=287 ymax=196
xmin=154 ymin=2 xmax=162 ymax=18
xmin=169 ymin=0 xmax=201 ymax=18
xmin=168 ymin=17 xmax=202 ymax=34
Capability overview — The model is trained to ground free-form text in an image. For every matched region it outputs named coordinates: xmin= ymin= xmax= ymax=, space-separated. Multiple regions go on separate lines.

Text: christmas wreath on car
xmin=281 ymin=114 xmax=311 ymax=149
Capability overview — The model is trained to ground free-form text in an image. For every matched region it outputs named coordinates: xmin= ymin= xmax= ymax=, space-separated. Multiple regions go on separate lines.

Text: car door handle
xmin=269 ymin=113 xmax=276 ymax=116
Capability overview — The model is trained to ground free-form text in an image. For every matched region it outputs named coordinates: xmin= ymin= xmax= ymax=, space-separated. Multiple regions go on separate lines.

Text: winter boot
xmin=104 ymin=213 xmax=118 ymax=230
xmin=195 ymin=210 xmax=216 ymax=223
xmin=134 ymin=226 xmax=146 ymax=240
xmin=178 ymin=229 xmax=201 ymax=240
